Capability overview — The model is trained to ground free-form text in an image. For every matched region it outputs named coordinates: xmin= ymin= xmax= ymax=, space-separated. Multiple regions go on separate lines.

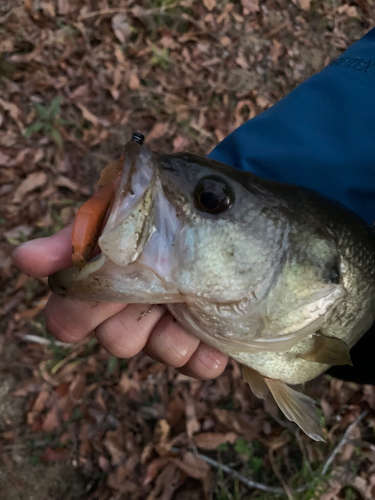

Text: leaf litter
xmin=1 ymin=0 xmax=375 ymax=499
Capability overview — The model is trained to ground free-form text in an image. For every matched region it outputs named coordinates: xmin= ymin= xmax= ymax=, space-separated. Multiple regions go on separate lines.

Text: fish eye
xmin=194 ymin=175 xmax=235 ymax=214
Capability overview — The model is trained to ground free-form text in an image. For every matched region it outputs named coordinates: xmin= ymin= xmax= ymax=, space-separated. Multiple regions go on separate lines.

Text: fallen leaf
xmin=27 ymin=388 xmax=50 ymax=425
xmin=346 ymin=6 xmax=359 ymax=17
xmin=128 ymin=72 xmax=140 ymax=90
xmin=111 ymin=13 xmax=132 ymax=44
xmin=194 ymin=432 xmax=237 ymax=450
xmin=42 ymin=405 xmax=60 ymax=432
xmin=220 ymin=36 xmax=231 ymax=47
xmin=143 ymin=457 xmax=170 ymax=486
xmin=203 ymin=0 xmax=216 ymax=12
xmin=69 ymin=373 xmax=86 ymax=402
xmin=104 ymin=428 xmax=126 ymax=465
xmin=0 ymin=151 xmax=11 ymax=166
xmin=144 ymin=122 xmax=169 ymax=144
xmin=13 ymin=171 xmax=47 ymax=203
xmin=57 ymin=0 xmax=70 ymax=14
xmin=77 ymin=103 xmax=110 ymax=127
xmin=41 ymin=446 xmax=70 ymax=463
xmin=241 ymin=0 xmax=260 ymax=13
xmin=0 ymin=97 xmax=24 ymax=130
xmin=297 ymin=0 xmax=311 ymax=10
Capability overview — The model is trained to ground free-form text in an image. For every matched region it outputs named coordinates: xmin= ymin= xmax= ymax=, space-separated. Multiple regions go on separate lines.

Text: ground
xmin=1 ymin=0 xmax=375 ymax=499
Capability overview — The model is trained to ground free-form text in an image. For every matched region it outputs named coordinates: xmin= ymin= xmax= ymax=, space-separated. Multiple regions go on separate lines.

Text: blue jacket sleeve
xmin=208 ymin=28 xmax=375 ymax=225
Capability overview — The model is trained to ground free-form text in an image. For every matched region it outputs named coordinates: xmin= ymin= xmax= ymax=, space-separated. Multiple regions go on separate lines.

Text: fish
xmin=49 ymin=135 xmax=375 ymax=440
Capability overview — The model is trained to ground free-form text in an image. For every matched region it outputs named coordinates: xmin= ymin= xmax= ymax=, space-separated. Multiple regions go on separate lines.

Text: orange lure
xmin=71 ymin=155 xmax=123 ymax=268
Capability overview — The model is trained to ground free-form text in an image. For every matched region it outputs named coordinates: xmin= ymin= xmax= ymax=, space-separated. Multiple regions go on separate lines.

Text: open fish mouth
xmin=49 ymin=140 xmax=183 ymax=303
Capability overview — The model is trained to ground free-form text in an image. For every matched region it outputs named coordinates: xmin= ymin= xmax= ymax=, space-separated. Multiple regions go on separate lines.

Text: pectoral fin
xmin=297 ymin=333 xmax=352 ymax=366
xmin=264 ymin=378 xmax=325 ymax=442
xmin=242 ymin=365 xmax=269 ymax=399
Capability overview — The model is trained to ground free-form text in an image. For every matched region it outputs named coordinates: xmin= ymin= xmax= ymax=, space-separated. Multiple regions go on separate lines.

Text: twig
xmin=15 ymin=333 xmax=73 ymax=348
xmin=321 ymin=410 xmax=368 ymax=476
xmin=171 ymin=446 xmax=286 ymax=495
xmin=269 ymin=449 xmax=294 ymax=500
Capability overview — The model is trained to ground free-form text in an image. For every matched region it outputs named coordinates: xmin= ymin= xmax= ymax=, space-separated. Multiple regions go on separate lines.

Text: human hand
xmin=12 ymin=225 xmax=228 ymax=379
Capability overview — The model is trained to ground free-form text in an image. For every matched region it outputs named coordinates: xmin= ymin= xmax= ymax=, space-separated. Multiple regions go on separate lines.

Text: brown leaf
xmin=42 ymin=406 xmax=60 ymax=432
xmin=241 ymin=0 xmax=260 ymax=14
xmin=143 ymin=457 xmax=169 ymax=486
xmin=203 ymin=0 xmax=216 ymax=12
xmin=296 ymin=0 xmax=311 ymax=10
xmin=118 ymin=373 xmax=140 ymax=395
xmin=13 ymin=171 xmax=47 ymax=203
xmin=111 ymin=13 xmax=132 ymax=44
xmin=194 ymin=432 xmax=237 ymax=450
xmin=128 ymin=72 xmax=140 ymax=91
xmin=0 ymin=97 xmax=24 ymax=130
xmin=57 ymin=0 xmax=70 ymax=15
xmin=154 ymin=419 xmax=171 ymax=456
xmin=144 ymin=123 xmax=169 ymax=144
xmin=77 ymin=103 xmax=110 ymax=127
xmin=0 ymin=151 xmax=11 ymax=166
xmin=104 ymin=428 xmax=126 ymax=465
xmin=27 ymin=388 xmax=50 ymax=425
xmin=69 ymin=373 xmax=86 ymax=402
xmin=172 ymin=452 xmax=210 ymax=480
xmin=41 ymin=446 xmax=70 ymax=463
xmin=172 ymin=135 xmax=190 ymax=153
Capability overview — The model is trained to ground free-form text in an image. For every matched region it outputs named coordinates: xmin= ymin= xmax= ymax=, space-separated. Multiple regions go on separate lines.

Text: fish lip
xmin=98 ymin=142 xmax=157 ymax=267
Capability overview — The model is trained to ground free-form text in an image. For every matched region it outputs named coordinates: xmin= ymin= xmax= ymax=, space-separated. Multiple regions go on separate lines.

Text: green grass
xmin=24 ymin=95 xmax=70 ymax=147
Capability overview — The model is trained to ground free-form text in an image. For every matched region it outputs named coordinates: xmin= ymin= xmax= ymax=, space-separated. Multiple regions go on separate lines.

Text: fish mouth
xmin=49 ymin=141 xmax=183 ymax=303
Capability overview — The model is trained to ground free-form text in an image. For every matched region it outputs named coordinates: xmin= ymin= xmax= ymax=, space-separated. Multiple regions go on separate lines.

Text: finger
xmin=45 ymin=293 xmax=126 ymax=343
xmin=95 ymin=304 xmax=166 ymax=358
xmin=12 ymin=225 xmax=73 ymax=278
xmin=143 ymin=313 xmax=200 ymax=368
xmin=178 ymin=343 xmax=228 ymax=380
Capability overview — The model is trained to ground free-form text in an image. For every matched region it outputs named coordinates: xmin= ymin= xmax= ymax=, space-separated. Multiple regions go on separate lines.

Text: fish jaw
xmin=98 ymin=142 xmax=156 ymax=267
xmin=49 ymin=144 xmax=184 ymax=303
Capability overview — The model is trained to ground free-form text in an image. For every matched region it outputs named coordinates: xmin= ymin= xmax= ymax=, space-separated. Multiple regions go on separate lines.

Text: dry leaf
xmin=128 ymin=72 xmax=140 ymax=90
xmin=27 ymin=388 xmax=50 ymax=425
xmin=41 ymin=446 xmax=70 ymax=463
xmin=194 ymin=432 xmax=237 ymax=450
xmin=220 ymin=36 xmax=231 ymax=47
xmin=69 ymin=373 xmax=86 ymax=402
xmin=203 ymin=0 xmax=216 ymax=12
xmin=13 ymin=171 xmax=47 ymax=203
xmin=0 ymin=97 xmax=24 ymax=130
xmin=111 ymin=13 xmax=132 ymax=44
xmin=346 ymin=6 xmax=359 ymax=17
xmin=144 ymin=122 xmax=169 ymax=144
xmin=297 ymin=0 xmax=311 ymax=10
xmin=57 ymin=0 xmax=69 ymax=14
xmin=143 ymin=457 xmax=169 ymax=486
xmin=77 ymin=103 xmax=110 ymax=127
xmin=0 ymin=151 xmax=11 ymax=166
xmin=104 ymin=428 xmax=126 ymax=465
xmin=241 ymin=0 xmax=260 ymax=13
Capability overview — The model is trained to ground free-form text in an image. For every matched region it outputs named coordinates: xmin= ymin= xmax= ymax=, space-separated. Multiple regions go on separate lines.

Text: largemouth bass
xmin=49 ymin=136 xmax=375 ymax=440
